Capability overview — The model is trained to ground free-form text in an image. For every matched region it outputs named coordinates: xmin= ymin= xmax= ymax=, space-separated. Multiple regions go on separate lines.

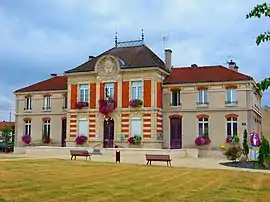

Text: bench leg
xmin=71 ymin=155 xmax=73 ymax=160
xmin=146 ymin=160 xmax=149 ymax=165
xmin=74 ymin=156 xmax=76 ymax=160
xmin=89 ymin=155 xmax=91 ymax=160
xmin=167 ymin=161 xmax=168 ymax=166
xmin=169 ymin=161 xmax=172 ymax=166
xmin=85 ymin=156 xmax=88 ymax=160
xmin=150 ymin=161 xmax=152 ymax=165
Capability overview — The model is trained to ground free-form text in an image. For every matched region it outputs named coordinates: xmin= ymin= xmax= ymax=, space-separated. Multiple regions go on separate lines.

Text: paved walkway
xmin=0 ymin=153 xmax=269 ymax=173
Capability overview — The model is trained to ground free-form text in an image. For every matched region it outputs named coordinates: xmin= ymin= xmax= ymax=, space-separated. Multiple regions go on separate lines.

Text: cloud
xmin=0 ymin=0 xmax=269 ymax=121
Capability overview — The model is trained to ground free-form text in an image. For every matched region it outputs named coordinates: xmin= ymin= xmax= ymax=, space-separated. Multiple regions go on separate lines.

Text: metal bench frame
xmin=145 ymin=154 xmax=172 ymax=166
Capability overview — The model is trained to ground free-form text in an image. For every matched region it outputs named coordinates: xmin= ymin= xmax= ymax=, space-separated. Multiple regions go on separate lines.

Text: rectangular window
xmin=78 ymin=118 xmax=88 ymax=136
xmin=79 ymin=84 xmax=89 ymax=102
xmin=198 ymin=90 xmax=208 ymax=105
xmin=24 ymin=120 xmax=31 ymax=136
xmin=131 ymin=117 xmax=142 ymax=137
xmin=227 ymin=117 xmax=237 ymax=136
xmin=131 ymin=81 xmax=142 ymax=100
xmin=171 ymin=91 xmax=181 ymax=106
xmin=226 ymin=89 xmax=237 ymax=104
xmin=104 ymin=83 xmax=114 ymax=99
xmin=43 ymin=120 xmax=51 ymax=138
xmin=43 ymin=96 xmax=51 ymax=111
xmin=198 ymin=118 xmax=209 ymax=137
xmin=25 ymin=97 xmax=32 ymax=111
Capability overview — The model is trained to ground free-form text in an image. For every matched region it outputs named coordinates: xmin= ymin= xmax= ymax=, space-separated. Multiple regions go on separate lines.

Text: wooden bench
xmin=145 ymin=154 xmax=172 ymax=166
xmin=70 ymin=150 xmax=91 ymax=160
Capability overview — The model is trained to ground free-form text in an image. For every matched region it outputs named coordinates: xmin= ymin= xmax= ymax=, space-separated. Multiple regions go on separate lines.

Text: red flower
xmin=127 ymin=136 xmax=135 ymax=144
xmin=76 ymin=135 xmax=88 ymax=145
xmin=226 ymin=136 xmax=233 ymax=143
xmin=22 ymin=135 xmax=31 ymax=144
xmin=43 ymin=136 xmax=51 ymax=144
xmin=77 ymin=101 xmax=88 ymax=109
xmin=99 ymin=98 xmax=115 ymax=115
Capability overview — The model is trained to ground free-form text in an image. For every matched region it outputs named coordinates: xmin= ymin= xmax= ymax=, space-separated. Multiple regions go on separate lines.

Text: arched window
xmin=227 ymin=117 xmax=237 ymax=137
xmin=198 ymin=118 xmax=208 ymax=137
xmin=131 ymin=117 xmax=142 ymax=137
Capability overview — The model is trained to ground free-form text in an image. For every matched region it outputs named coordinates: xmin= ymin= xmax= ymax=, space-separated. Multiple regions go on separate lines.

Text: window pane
xmin=226 ymin=90 xmax=231 ymax=102
xmin=198 ymin=90 xmax=203 ymax=102
xmin=233 ymin=122 xmax=237 ymax=136
xmin=204 ymin=123 xmax=209 ymax=136
xmin=203 ymin=91 xmax=208 ymax=102
xmin=231 ymin=89 xmax=236 ymax=101
xmin=172 ymin=92 xmax=178 ymax=106
xmin=137 ymin=86 xmax=142 ymax=99
xmin=227 ymin=123 xmax=231 ymax=136
xmin=198 ymin=123 xmax=203 ymax=136
xmin=131 ymin=87 xmax=136 ymax=99
xmin=131 ymin=118 xmax=142 ymax=136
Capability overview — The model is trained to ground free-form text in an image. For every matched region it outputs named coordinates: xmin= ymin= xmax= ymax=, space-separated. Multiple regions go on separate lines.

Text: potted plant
xmin=22 ymin=134 xmax=31 ymax=144
xmin=194 ymin=132 xmax=211 ymax=147
xmin=76 ymin=135 xmax=88 ymax=145
xmin=129 ymin=99 xmax=143 ymax=107
xmin=76 ymin=101 xmax=89 ymax=109
xmin=99 ymin=98 xmax=115 ymax=116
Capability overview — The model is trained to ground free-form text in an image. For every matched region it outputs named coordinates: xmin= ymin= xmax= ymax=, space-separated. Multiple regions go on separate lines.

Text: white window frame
xmin=226 ymin=89 xmax=237 ymax=103
xmin=171 ymin=91 xmax=180 ymax=106
xmin=130 ymin=117 xmax=142 ymax=137
xmin=43 ymin=96 xmax=51 ymax=111
xmin=104 ymin=83 xmax=114 ymax=99
xmin=25 ymin=97 xmax=32 ymax=111
xmin=24 ymin=120 xmax=31 ymax=136
xmin=198 ymin=118 xmax=209 ymax=137
xmin=79 ymin=84 xmax=89 ymax=102
xmin=198 ymin=90 xmax=208 ymax=105
xmin=131 ymin=81 xmax=142 ymax=100
xmin=43 ymin=120 xmax=51 ymax=137
xmin=78 ymin=118 xmax=88 ymax=136
xmin=226 ymin=117 xmax=237 ymax=137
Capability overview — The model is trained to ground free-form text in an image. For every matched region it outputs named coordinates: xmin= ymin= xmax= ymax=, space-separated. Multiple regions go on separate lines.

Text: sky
xmin=0 ymin=0 xmax=269 ymax=121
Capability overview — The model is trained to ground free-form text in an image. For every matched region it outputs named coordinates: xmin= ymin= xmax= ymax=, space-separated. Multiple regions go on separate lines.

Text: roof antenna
xmin=161 ymin=35 xmax=169 ymax=50
xmin=115 ymin=32 xmax=118 ymax=47
xmin=141 ymin=29 xmax=144 ymax=42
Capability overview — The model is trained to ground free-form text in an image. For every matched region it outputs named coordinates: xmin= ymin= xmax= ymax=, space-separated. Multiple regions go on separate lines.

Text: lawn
xmin=0 ymin=159 xmax=270 ymax=202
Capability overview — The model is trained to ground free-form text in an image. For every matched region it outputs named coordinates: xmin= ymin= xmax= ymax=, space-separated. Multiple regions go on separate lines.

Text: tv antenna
xmin=161 ymin=35 xmax=169 ymax=50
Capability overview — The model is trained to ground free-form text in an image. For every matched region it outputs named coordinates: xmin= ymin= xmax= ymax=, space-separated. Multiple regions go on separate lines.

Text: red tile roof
xmin=0 ymin=122 xmax=14 ymax=131
xmin=163 ymin=66 xmax=253 ymax=84
xmin=14 ymin=76 xmax=67 ymax=93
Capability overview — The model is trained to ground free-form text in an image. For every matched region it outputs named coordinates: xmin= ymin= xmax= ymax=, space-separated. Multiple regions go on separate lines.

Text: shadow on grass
xmin=220 ymin=161 xmax=270 ymax=170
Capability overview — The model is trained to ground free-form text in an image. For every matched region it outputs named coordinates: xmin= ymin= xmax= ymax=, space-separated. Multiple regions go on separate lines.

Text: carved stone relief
xmin=95 ymin=55 xmax=119 ymax=81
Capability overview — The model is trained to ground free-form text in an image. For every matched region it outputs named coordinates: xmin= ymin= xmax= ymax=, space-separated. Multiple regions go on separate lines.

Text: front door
xmin=103 ymin=118 xmax=114 ymax=148
xmin=170 ymin=118 xmax=182 ymax=149
xmin=61 ymin=119 xmax=67 ymax=147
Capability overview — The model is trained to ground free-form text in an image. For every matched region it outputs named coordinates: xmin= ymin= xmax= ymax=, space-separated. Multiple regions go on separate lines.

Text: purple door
xmin=170 ymin=118 xmax=182 ymax=149
xmin=103 ymin=118 xmax=114 ymax=148
xmin=61 ymin=119 xmax=67 ymax=147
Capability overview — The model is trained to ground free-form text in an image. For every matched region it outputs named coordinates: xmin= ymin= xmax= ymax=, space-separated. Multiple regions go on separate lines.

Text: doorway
xmin=61 ymin=118 xmax=67 ymax=147
xmin=103 ymin=118 xmax=114 ymax=148
xmin=170 ymin=116 xmax=182 ymax=149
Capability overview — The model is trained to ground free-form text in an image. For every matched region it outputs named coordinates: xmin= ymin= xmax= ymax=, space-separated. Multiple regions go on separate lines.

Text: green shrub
xmin=242 ymin=129 xmax=249 ymax=158
xmin=258 ymin=135 xmax=270 ymax=165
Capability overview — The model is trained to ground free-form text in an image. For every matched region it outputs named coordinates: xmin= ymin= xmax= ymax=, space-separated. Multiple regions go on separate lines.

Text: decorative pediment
xmin=95 ymin=55 xmax=120 ymax=80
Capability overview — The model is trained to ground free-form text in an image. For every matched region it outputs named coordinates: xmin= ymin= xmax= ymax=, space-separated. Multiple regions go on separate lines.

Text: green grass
xmin=0 ymin=159 xmax=270 ymax=202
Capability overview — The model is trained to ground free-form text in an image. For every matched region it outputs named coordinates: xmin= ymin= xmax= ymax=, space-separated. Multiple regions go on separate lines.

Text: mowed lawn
xmin=0 ymin=159 xmax=270 ymax=202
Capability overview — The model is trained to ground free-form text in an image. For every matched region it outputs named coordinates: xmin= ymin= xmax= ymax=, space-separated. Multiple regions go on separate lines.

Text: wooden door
xmin=61 ymin=119 xmax=67 ymax=147
xmin=103 ymin=118 xmax=114 ymax=148
xmin=170 ymin=118 xmax=182 ymax=149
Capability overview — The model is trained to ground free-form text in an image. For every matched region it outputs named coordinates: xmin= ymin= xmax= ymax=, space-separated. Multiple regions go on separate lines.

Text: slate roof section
xmin=64 ymin=45 xmax=166 ymax=73
xmin=14 ymin=76 xmax=67 ymax=93
xmin=163 ymin=66 xmax=253 ymax=84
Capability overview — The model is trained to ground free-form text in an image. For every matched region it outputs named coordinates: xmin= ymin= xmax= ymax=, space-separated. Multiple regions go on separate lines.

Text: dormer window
xmin=43 ymin=94 xmax=51 ymax=111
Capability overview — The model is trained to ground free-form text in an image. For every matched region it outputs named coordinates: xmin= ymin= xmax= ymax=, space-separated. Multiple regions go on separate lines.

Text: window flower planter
xmin=76 ymin=101 xmax=89 ymax=109
xmin=194 ymin=136 xmax=211 ymax=146
xmin=99 ymin=98 xmax=115 ymax=115
xmin=127 ymin=135 xmax=141 ymax=145
xmin=21 ymin=135 xmax=31 ymax=144
xmin=129 ymin=99 xmax=143 ymax=107
xmin=76 ymin=135 xmax=88 ymax=145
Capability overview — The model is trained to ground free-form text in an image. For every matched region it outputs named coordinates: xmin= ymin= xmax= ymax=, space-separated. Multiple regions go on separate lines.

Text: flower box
xmin=21 ymin=135 xmax=31 ymax=144
xmin=99 ymin=98 xmax=115 ymax=115
xmin=194 ymin=136 xmax=211 ymax=146
xmin=129 ymin=99 xmax=143 ymax=107
xmin=76 ymin=135 xmax=88 ymax=145
xmin=76 ymin=101 xmax=89 ymax=109
xmin=127 ymin=135 xmax=141 ymax=144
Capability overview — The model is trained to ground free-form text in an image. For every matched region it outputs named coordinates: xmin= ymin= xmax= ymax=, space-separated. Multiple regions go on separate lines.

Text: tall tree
xmin=246 ymin=2 xmax=270 ymax=91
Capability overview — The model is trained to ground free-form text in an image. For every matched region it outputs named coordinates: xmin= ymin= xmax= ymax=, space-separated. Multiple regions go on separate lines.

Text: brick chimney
xmin=228 ymin=60 xmax=239 ymax=72
xmin=165 ymin=49 xmax=172 ymax=72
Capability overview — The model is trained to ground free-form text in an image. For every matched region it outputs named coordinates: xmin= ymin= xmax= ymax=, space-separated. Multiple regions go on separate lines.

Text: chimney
xmin=165 ymin=49 xmax=172 ymax=72
xmin=50 ymin=73 xmax=57 ymax=77
xmin=89 ymin=56 xmax=95 ymax=60
xmin=228 ymin=60 xmax=238 ymax=72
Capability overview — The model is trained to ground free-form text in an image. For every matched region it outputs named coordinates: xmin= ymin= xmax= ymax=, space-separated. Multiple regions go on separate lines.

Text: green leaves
xmin=246 ymin=3 xmax=270 ymax=45
xmin=256 ymin=77 xmax=270 ymax=91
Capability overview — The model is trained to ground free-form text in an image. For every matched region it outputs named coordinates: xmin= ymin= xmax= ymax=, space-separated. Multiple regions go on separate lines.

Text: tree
xmin=246 ymin=3 xmax=270 ymax=91
xmin=0 ymin=125 xmax=14 ymax=153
